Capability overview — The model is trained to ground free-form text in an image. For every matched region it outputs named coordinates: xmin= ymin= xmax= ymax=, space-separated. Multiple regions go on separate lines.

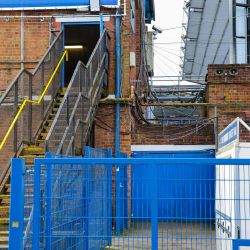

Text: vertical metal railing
xmin=45 ymin=29 xmax=110 ymax=155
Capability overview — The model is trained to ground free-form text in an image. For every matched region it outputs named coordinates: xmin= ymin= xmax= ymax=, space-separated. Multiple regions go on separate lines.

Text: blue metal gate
xmin=9 ymin=157 xmax=250 ymax=250
xmin=131 ymin=151 xmax=215 ymax=222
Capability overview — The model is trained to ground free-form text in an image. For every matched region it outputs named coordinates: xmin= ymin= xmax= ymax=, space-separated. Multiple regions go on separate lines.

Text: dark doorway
xmin=64 ymin=24 xmax=100 ymax=86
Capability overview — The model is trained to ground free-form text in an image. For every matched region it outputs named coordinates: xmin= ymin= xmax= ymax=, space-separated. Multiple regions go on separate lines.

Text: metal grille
xmin=0 ymin=30 xmax=63 ymax=174
xmin=46 ymin=29 xmax=110 ymax=155
xmin=11 ymin=158 xmax=250 ymax=250
xmin=23 ymin=166 xmax=34 ymax=250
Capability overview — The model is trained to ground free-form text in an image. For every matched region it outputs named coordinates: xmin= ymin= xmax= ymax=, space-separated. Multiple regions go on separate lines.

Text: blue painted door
xmin=131 ymin=151 xmax=215 ymax=222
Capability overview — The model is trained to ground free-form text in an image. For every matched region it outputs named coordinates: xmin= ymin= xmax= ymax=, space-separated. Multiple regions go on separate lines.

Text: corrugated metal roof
xmin=183 ymin=0 xmax=229 ymax=84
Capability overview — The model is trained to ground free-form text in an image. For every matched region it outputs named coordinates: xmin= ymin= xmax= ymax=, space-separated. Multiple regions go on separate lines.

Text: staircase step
xmin=0 ymin=237 xmax=9 ymax=244
xmin=0 ymin=232 xmax=9 ymax=237
xmin=0 ymin=206 xmax=10 ymax=212
xmin=40 ymin=133 xmax=48 ymax=137
xmin=22 ymin=147 xmax=45 ymax=155
xmin=19 ymin=155 xmax=45 ymax=159
xmin=0 ymin=219 xmax=9 ymax=225
xmin=52 ymin=108 xmax=59 ymax=112
xmin=46 ymin=120 xmax=54 ymax=123
xmin=0 ymin=206 xmax=9 ymax=212
xmin=36 ymin=140 xmax=45 ymax=144
xmin=54 ymin=103 xmax=61 ymax=106
xmin=49 ymin=114 xmax=56 ymax=117
xmin=0 ymin=195 xmax=10 ymax=200
xmin=0 ymin=215 xmax=9 ymax=219
xmin=57 ymin=97 xmax=63 ymax=101
xmin=4 ymin=185 xmax=10 ymax=189
xmin=0 ymin=245 xmax=9 ymax=250
xmin=42 ymin=126 xmax=51 ymax=130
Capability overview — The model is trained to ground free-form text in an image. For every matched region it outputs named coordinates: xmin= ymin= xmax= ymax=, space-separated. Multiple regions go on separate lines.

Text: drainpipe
xmin=115 ymin=9 xmax=121 ymax=157
xmin=21 ymin=11 xmax=24 ymax=142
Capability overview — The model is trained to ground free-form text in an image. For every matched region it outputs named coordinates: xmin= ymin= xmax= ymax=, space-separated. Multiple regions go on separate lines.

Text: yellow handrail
xmin=0 ymin=51 xmax=68 ymax=151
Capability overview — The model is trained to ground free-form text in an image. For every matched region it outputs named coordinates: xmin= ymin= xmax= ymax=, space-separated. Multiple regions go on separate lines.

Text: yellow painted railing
xmin=0 ymin=51 xmax=68 ymax=151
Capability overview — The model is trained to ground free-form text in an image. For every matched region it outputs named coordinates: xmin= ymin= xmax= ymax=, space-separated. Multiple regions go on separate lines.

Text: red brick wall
xmin=94 ymin=104 xmax=133 ymax=157
xmin=131 ymin=124 xmax=215 ymax=146
xmin=206 ymin=64 xmax=250 ymax=134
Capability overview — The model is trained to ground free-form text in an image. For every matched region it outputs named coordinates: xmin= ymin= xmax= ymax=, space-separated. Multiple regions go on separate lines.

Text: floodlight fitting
xmin=65 ymin=45 xmax=84 ymax=49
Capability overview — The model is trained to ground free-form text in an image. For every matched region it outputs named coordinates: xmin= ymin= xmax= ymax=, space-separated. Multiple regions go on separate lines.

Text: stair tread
xmin=42 ymin=126 xmax=51 ymax=130
xmin=4 ymin=185 xmax=10 ymax=189
xmin=0 ymin=207 xmax=9 ymax=211
xmin=22 ymin=147 xmax=45 ymax=155
xmin=19 ymin=155 xmax=45 ymax=159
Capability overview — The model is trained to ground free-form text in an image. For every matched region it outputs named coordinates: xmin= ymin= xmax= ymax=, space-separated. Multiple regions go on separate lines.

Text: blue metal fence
xmin=10 ymin=157 xmax=250 ymax=250
xmin=132 ymin=151 xmax=215 ymax=222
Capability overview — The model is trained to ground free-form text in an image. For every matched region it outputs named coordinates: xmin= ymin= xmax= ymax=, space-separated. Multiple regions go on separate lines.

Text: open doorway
xmin=63 ymin=23 xmax=100 ymax=86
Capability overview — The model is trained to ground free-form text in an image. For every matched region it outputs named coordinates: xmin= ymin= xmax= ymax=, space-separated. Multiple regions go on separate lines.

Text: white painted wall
xmin=131 ymin=145 xmax=215 ymax=152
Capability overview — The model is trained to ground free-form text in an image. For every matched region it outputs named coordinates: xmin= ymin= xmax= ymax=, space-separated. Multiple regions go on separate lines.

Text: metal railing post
xmin=32 ymin=159 xmax=41 ymax=249
xmin=214 ymin=107 xmax=218 ymax=151
xmin=116 ymin=152 xmax=121 ymax=236
xmin=71 ymin=114 xmax=75 ymax=156
xmin=28 ymin=75 xmax=32 ymax=142
xmin=14 ymin=81 xmax=18 ymax=155
xmin=9 ymin=158 xmax=25 ymax=250
xmin=151 ymin=163 xmax=158 ymax=249
xmin=108 ymin=149 xmax=112 ymax=246
xmin=85 ymin=146 xmax=90 ymax=250
xmin=41 ymin=63 xmax=44 ymax=121
xmin=51 ymin=45 xmax=55 ymax=101
xmin=46 ymin=153 xmax=52 ymax=250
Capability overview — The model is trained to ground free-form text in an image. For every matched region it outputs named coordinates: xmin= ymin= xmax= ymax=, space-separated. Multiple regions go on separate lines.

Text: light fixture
xmin=65 ymin=46 xmax=83 ymax=49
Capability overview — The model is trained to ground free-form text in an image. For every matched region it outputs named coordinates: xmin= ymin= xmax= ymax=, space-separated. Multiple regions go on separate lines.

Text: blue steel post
xmin=9 ymin=158 xmax=25 ymax=250
xmin=108 ymin=149 xmax=112 ymax=245
xmin=33 ymin=159 xmax=41 ymax=248
xmin=100 ymin=13 xmax=104 ymax=35
xmin=151 ymin=163 xmax=158 ymax=249
xmin=115 ymin=8 xmax=121 ymax=157
xmin=46 ymin=153 xmax=52 ymax=250
xmin=124 ymin=153 xmax=128 ymax=229
xmin=85 ymin=146 xmax=90 ymax=249
xmin=116 ymin=151 xmax=121 ymax=235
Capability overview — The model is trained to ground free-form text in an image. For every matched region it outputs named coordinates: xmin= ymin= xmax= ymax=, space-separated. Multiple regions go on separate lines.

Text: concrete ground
xmin=111 ymin=222 xmax=216 ymax=250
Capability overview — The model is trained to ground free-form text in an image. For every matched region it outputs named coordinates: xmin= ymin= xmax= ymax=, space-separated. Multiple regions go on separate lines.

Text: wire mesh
xmin=23 ymin=167 xmax=35 ymax=250
xmin=46 ymin=30 xmax=110 ymax=155
xmin=0 ymin=31 xmax=63 ymax=173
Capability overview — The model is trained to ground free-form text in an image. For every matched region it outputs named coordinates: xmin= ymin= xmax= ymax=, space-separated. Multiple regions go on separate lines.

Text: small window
xmin=131 ymin=0 xmax=135 ymax=32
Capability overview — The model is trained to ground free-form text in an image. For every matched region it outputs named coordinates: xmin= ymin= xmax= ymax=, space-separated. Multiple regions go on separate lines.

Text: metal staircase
xmin=0 ymin=29 xmax=110 ymax=249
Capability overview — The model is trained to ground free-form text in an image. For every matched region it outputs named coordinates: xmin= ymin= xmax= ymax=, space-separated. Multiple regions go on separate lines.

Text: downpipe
xmin=115 ymin=9 xmax=121 ymax=157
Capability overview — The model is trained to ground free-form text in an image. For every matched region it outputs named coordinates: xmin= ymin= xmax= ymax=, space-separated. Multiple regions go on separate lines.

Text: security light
xmin=65 ymin=46 xmax=84 ymax=49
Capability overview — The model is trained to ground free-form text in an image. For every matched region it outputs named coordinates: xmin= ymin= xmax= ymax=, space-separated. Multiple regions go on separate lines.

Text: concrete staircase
xmin=0 ymin=87 xmax=67 ymax=249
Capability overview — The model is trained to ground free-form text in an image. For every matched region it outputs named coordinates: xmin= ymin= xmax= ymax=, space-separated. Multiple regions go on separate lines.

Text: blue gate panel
xmin=0 ymin=0 xmax=118 ymax=8
xmin=132 ymin=151 xmax=215 ymax=222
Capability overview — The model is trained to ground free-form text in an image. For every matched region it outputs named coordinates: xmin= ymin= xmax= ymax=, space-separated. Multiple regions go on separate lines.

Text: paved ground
xmin=111 ymin=222 xmax=216 ymax=250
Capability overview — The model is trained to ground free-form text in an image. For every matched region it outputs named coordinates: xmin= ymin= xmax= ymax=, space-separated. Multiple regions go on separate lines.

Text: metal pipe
xmin=140 ymin=103 xmax=250 ymax=106
xmin=0 ymin=61 xmax=40 ymax=63
xmin=100 ymin=86 xmax=135 ymax=102
xmin=115 ymin=9 xmax=121 ymax=157
xmin=214 ymin=107 xmax=218 ymax=151
xmin=0 ymin=13 xmax=127 ymax=20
